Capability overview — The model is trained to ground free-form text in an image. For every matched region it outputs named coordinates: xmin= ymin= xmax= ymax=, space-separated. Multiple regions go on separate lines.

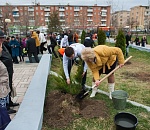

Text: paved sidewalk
xmin=9 ymin=60 xmax=38 ymax=119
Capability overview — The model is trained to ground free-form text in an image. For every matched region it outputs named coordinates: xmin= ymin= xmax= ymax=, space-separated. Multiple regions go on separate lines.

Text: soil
xmin=123 ymin=61 xmax=150 ymax=82
xmin=43 ymin=90 xmax=109 ymax=129
xmin=122 ymin=71 xmax=150 ymax=82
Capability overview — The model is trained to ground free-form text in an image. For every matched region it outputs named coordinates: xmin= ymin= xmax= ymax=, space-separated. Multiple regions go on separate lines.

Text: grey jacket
xmin=0 ymin=60 xmax=10 ymax=98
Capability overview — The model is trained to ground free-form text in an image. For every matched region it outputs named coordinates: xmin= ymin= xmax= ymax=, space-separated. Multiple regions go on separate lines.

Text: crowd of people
xmin=1 ymin=27 xmax=149 ymax=129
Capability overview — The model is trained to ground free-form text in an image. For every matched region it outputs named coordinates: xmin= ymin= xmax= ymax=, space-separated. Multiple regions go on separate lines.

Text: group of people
xmin=134 ymin=35 xmax=148 ymax=47
xmin=60 ymin=30 xmax=125 ymax=99
xmin=0 ymin=28 xmax=126 ymax=129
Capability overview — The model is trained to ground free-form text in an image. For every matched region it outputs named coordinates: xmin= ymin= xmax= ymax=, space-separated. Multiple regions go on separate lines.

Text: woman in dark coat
xmin=9 ymin=36 xmax=20 ymax=64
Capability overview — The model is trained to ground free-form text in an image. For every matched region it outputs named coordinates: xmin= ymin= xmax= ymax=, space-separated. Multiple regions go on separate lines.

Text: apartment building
xmin=111 ymin=10 xmax=130 ymax=29
xmin=0 ymin=3 xmax=111 ymax=31
xmin=130 ymin=6 xmax=146 ymax=30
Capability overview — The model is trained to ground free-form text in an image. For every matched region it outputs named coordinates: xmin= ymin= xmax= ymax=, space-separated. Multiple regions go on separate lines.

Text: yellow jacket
xmin=32 ymin=31 xmax=40 ymax=47
xmin=86 ymin=45 xmax=125 ymax=80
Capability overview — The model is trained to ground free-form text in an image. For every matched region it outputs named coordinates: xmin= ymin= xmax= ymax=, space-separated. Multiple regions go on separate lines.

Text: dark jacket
xmin=84 ymin=37 xmax=95 ymax=48
xmin=68 ymin=33 xmax=73 ymax=42
xmin=9 ymin=39 xmax=20 ymax=57
xmin=0 ymin=45 xmax=13 ymax=75
xmin=50 ymin=36 xmax=57 ymax=46
xmin=26 ymin=37 xmax=37 ymax=53
xmin=125 ymin=34 xmax=131 ymax=47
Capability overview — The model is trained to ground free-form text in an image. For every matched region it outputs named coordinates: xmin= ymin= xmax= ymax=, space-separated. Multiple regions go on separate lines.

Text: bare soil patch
xmin=122 ymin=71 xmax=150 ymax=82
xmin=43 ymin=90 xmax=109 ymax=129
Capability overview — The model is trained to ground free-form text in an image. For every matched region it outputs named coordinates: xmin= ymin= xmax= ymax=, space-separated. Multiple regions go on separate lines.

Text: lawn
xmin=42 ymin=46 xmax=150 ymax=130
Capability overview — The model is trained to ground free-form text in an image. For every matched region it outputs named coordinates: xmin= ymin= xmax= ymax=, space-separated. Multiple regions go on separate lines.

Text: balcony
xmin=45 ymin=19 xmax=50 ymax=22
xmin=59 ymin=8 xmax=65 ymax=12
xmin=29 ymin=14 xmax=34 ymax=16
xmin=29 ymin=20 xmax=35 ymax=23
xmin=45 ymin=13 xmax=50 ymax=16
xmin=28 ymin=8 xmax=34 ymax=11
xmin=101 ymin=13 xmax=107 ymax=17
xmin=87 ymin=19 xmax=93 ymax=22
xmin=74 ymin=19 xmax=79 ymax=21
xmin=59 ymin=19 xmax=65 ymax=22
xmin=87 ymin=9 xmax=93 ymax=12
xmin=59 ymin=14 xmax=65 ymax=17
xmin=44 ymin=8 xmax=50 ymax=11
xmin=13 ymin=7 xmax=19 ymax=12
xmin=101 ymin=19 xmax=106 ymax=22
xmin=101 ymin=24 xmax=106 ymax=26
xmin=13 ymin=20 xmax=20 ymax=22
xmin=0 ymin=14 xmax=2 ymax=17
xmin=74 ymin=8 xmax=80 ymax=11
xmin=13 ymin=14 xmax=20 ymax=17
xmin=74 ymin=14 xmax=79 ymax=16
xmin=101 ymin=9 xmax=107 ymax=12
xmin=87 ymin=13 xmax=93 ymax=16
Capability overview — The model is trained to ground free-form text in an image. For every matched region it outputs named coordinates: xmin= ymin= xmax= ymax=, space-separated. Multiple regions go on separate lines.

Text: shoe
xmin=90 ymin=87 xmax=98 ymax=98
xmin=7 ymin=109 xmax=16 ymax=114
xmin=9 ymin=103 xmax=19 ymax=107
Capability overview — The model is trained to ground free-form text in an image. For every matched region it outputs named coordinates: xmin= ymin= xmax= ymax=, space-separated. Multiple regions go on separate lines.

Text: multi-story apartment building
xmin=130 ymin=5 xmax=150 ymax=31
xmin=0 ymin=3 xmax=111 ymax=33
xmin=111 ymin=10 xmax=130 ymax=30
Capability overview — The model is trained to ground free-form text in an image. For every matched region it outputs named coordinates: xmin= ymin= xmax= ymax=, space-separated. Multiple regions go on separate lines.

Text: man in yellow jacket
xmin=81 ymin=45 xmax=125 ymax=99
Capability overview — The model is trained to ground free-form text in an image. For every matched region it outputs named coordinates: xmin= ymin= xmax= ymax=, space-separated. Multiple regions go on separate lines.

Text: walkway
xmin=9 ymin=58 xmax=38 ymax=119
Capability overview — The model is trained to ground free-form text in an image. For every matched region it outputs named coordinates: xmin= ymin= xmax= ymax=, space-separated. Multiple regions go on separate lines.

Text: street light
xmin=4 ymin=18 xmax=11 ymax=36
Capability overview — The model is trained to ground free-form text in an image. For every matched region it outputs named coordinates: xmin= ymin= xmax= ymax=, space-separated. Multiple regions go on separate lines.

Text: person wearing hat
xmin=0 ymin=31 xmax=19 ymax=114
xmin=81 ymin=45 xmax=124 ymax=99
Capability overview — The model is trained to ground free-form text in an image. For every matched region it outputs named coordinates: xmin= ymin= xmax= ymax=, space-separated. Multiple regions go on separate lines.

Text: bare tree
xmin=48 ymin=11 xmax=61 ymax=33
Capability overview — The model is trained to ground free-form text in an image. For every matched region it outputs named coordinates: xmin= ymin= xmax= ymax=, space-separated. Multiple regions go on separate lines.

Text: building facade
xmin=112 ymin=10 xmax=130 ymax=30
xmin=0 ymin=3 xmax=111 ymax=33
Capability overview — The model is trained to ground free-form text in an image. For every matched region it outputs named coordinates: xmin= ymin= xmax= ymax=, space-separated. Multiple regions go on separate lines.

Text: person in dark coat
xmin=47 ymin=33 xmax=58 ymax=58
xmin=0 ymin=31 xmax=19 ymax=114
xmin=68 ymin=30 xmax=73 ymax=45
xmin=141 ymin=36 xmax=148 ymax=47
xmin=134 ymin=36 xmax=140 ymax=46
xmin=9 ymin=36 xmax=20 ymax=64
xmin=125 ymin=32 xmax=131 ymax=57
xmin=26 ymin=35 xmax=39 ymax=63
xmin=84 ymin=34 xmax=95 ymax=48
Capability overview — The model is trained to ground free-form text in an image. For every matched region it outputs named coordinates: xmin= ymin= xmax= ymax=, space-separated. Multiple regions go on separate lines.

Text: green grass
xmin=43 ymin=46 xmax=150 ymax=130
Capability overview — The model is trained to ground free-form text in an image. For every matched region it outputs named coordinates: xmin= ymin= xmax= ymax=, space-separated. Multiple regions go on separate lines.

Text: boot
xmin=108 ymin=83 xmax=115 ymax=99
xmin=90 ymin=82 xmax=97 ymax=98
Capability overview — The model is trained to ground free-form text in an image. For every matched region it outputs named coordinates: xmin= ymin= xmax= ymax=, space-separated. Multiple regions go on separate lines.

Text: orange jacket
xmin=58 ymin=48 xmax=65 ymax=56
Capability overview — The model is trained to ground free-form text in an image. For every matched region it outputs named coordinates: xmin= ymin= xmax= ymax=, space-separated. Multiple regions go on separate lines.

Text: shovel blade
xmin=75 ymin=89 xmax=90 ymax=100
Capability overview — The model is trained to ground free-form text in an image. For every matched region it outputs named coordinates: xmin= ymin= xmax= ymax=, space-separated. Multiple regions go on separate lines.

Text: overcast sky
xmin=0 ymin=0 xmax=149 ymax=11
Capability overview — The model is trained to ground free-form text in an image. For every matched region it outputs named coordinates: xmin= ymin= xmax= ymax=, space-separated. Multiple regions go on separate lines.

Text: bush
xmin=115 ymin=29 xmax=126 ymax=57
xmin=97 ymin=29 xmax=106 ymax=45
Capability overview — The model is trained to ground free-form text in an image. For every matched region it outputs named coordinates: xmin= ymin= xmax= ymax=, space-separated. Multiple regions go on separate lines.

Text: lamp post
xmin=4 ymin=19 xmax=11 ymax=36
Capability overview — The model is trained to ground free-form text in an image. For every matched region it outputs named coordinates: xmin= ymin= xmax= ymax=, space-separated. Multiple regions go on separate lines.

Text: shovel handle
xmin=99 ymin=56 xmax=132 ymax=83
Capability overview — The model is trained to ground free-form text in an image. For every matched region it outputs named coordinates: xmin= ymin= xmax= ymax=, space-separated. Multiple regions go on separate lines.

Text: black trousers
xmin=28 ymin=52 xmax=39 ymax=63
xmin=40 ymin=42 xmax=47 ymax=54
xmin=68 ymin=59 xmax=87 ymax=86
xmin=47 ymin=44 xmax=58 ymax=58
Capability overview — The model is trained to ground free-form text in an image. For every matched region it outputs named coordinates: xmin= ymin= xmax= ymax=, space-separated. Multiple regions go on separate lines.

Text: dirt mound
xmin=44 ymin=90 xmax=109 ymax=129
xmin=122 ymin=71 xmax=150 ymax=82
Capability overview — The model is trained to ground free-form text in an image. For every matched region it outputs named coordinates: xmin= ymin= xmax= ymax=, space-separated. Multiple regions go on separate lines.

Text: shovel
xmin=75 ymin=56 xmax=132 ymax=100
